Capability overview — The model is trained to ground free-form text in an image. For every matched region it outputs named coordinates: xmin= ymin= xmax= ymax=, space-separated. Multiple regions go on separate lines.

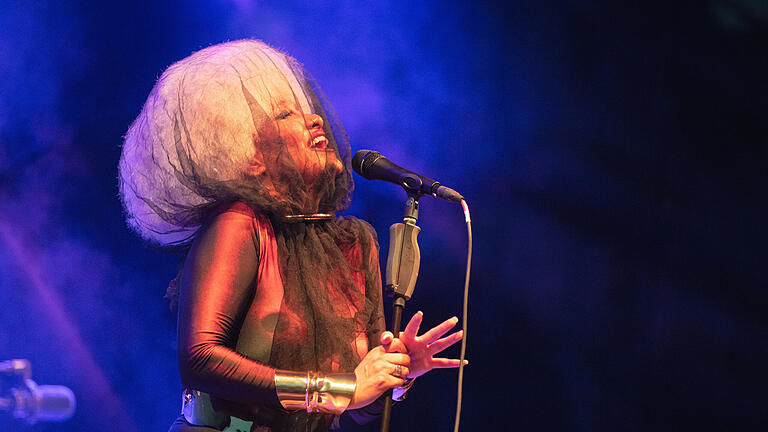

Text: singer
xmin=118 ymin=40 xmax=465 ymax=431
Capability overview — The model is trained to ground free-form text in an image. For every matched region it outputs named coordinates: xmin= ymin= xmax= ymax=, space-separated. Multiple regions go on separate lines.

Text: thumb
xmin=380 ymin=331 xmax=394 ymax=350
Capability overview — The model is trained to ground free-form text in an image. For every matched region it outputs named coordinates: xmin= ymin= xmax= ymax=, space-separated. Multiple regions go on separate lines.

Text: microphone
xmin=0 ymin=359 xmax=76 ymax=424
xmin=352 ymin=150 xmax=463 ymax=202
xmin=13 ymin=383 xmax=76 ymax=423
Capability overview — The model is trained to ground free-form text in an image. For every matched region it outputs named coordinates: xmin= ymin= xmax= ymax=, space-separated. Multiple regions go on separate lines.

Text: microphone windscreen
xmin=352 ymin=150 xmax=381 ymax=179
xmin=35 ymin=385 xmax=76 ymax=422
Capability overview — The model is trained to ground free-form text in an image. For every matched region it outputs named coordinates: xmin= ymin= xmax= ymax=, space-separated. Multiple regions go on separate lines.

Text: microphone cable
xmin=454 ymin=199 xmax=472 ymax=432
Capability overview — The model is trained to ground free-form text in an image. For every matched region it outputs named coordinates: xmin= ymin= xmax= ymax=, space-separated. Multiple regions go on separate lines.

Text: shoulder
xmin=192 ymin=202 xmax=266 ymax=252
xmin=205 ymin=202 xmax=273 ymax=227
xmin=334 ymin=216 xmax=380 ymax=267
xmin=211 ymin=201 xmax=256 ymax=218
xmin=335 ymin=216 xmax=378 ymax=246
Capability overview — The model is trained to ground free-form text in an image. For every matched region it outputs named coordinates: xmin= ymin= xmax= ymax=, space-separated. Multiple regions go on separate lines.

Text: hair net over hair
xmin=119 ymin=39 xmax=353 ymax=247
xmin=118 ymin=41 xmax=382 ymax=407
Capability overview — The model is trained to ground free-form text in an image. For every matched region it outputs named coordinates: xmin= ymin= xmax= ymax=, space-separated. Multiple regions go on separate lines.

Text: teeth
xmin=311 ymin=136 xmax=327 ymax=147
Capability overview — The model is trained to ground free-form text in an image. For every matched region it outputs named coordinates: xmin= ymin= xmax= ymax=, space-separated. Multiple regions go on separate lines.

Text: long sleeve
xmin=176 ymin=207 xmax=282 ymax=410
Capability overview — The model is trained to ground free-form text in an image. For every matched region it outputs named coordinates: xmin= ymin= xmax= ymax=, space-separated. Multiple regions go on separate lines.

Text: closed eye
xmin=275 ymin=110 xmax=292 ymax=120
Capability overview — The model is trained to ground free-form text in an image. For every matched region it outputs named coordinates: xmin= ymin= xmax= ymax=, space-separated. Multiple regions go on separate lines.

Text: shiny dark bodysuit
xmin=169 ymin=203 xmax=385 ymax=431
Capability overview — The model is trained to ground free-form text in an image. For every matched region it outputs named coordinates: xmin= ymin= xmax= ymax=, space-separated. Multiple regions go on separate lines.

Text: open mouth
xmin=310 ymin=135 xmax=328 ymax=149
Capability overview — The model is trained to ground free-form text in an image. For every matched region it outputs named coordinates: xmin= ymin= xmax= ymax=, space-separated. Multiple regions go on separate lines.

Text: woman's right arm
xmin=177 ymin=208 xmax=282 ymax=409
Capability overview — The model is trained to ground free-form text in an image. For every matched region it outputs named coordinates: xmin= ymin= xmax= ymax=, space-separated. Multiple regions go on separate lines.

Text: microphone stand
xmin=380 ymin=193 xmax=421 ymax=432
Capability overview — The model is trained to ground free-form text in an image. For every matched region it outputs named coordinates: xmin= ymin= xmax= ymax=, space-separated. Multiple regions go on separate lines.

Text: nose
xmin=304 ymin=113 xmax=323 ymax=130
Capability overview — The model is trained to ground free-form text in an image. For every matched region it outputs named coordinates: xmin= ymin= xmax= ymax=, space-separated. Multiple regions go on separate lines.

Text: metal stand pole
xmin=380 ymin=195 xmax=421 ymax=432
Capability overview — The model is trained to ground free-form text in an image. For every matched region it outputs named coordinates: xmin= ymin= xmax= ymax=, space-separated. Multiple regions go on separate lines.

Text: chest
xmin=234 ymin=223 xmax=370 ymax=364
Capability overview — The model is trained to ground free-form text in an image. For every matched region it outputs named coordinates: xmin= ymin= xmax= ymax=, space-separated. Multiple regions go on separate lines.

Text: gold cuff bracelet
xmin=274 ymin=370 xmax=356 ymax=415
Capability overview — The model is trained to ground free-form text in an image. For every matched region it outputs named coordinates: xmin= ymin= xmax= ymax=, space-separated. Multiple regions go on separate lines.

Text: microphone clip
xmin=385 ymin=195 xmax=421 ymax=301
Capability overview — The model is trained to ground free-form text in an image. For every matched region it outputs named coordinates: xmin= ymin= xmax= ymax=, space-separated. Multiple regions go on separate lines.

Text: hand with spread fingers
xmin=348 ymin=345 xmax=411 ymax=409
xmin=380 ymin=311 xmax=467 ymax=380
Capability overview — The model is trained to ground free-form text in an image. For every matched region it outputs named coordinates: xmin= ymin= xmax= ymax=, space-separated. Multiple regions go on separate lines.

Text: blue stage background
xmin=1 ymin=1 xmax=766 ymax=430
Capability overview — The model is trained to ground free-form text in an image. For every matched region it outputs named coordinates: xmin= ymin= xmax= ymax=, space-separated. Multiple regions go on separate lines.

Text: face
xmin=272 ymin=98 xmax=344 ymax=187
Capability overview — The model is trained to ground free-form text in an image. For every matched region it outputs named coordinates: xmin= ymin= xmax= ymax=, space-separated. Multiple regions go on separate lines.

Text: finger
xmin=387 ymin=363 xmax=410 ymax=379
xmin=381 ymin=374 xmax=406 ymax=389
xmin=427 ymin=330 xmax=463 ymax=355
xmin=393 ymin=365 xmax=410 ymax=379
xmin=421 ymin=316 xmax=459 ymax=344
xmin=382 ymin=353 xmax=411 ymax=366
xmin=386 ymin=337 xmax=408 ymax=354
xmin=402 ymin=311 xmax=423 ymax=341
xmin=380 ymin=331 xmax=394 ymax=350
xmin=431 ymin=358 xmax=469 ymax=369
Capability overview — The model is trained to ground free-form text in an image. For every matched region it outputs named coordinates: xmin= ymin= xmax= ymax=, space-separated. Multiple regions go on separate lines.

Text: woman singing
xmin=118 ymin=40 xmax=465 ymax=431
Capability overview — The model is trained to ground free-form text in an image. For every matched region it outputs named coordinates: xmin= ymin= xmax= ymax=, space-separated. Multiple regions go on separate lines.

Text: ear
xmin=247 ymin=132 xmax=268 ymax=177
xmin=247 ymin=162 xmax=266 ymax=177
